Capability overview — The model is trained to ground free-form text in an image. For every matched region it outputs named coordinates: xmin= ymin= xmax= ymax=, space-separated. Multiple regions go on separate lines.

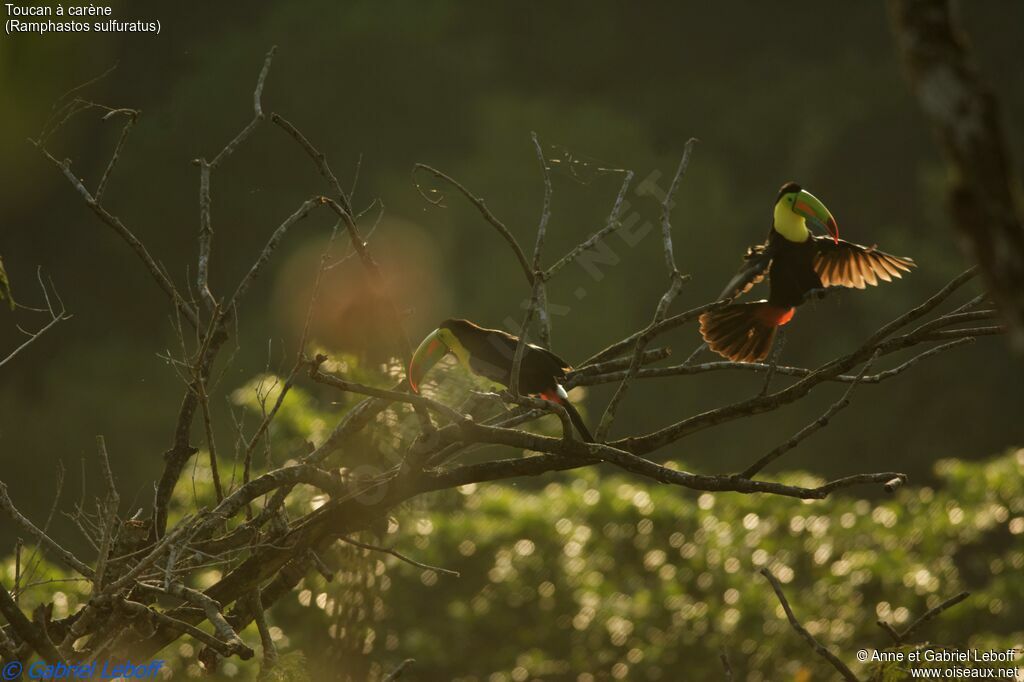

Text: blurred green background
xmin=1 ymin=2 xmax=1022 ymax=679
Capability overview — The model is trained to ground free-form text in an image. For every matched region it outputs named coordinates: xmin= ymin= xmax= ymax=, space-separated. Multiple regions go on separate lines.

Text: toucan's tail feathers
xmin=540 ymin=386 xmax=594 ymax=442
xmin=563 ymin=400 xmax=595 ymax=443
xmin=699 ymin=301 xmax=792 ymax=363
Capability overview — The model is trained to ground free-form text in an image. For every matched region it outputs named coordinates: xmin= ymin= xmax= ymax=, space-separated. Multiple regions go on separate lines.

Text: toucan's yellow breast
xmin=773 ymin=202 xmax=810 ymax=243
xmin=439 ymin=329 xmax=472 ymax=370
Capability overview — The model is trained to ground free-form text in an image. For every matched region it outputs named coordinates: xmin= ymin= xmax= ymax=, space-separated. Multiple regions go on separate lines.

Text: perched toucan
xmin=699 ymin=182 xmax=915 ymax=362
xmin=408 ymin=318 xmax=594 ymax=442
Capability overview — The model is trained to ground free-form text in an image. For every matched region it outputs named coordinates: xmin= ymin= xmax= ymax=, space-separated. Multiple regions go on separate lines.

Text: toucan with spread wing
xmin=699 ymin=182 xmax=915 ymax=362
xmin=408 ymin=318 xmax=594 ymax=442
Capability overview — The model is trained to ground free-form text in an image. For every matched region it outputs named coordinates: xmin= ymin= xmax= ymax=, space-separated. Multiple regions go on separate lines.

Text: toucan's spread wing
xmin=717 ymin=244 xmax=772 ymax=301
xmin=811 ymin=237 xmax=915 ymax=290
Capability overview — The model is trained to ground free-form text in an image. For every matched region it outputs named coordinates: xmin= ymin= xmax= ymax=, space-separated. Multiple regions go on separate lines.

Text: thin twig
xmin=720 ymin=649 xmax=734 ymax=681
xmin=613 ymin=268 xmax=981 ymax=455
xmin=150 ymin=581 xmax=251 ymax=655
xmin=546 ymin=170 xmax=634 ymax=278
xmin=759 ymin=568 xmax=860 ymax=682
xmin=530 ymin=131 xmax=554 ymax=346
xmin=319 ymin=196 xmax=433 ymax=432
xmin=119 ymin=598 xmax=253 ymax=660
xmin=100 ymin=513 xmax=202 ymax=595
xmin=0 ymin=481 xmax=93 ymax=578
xmin=383 ymin=658 xmax=416 ymax=682
xmin=595 ymin=273 xmax=687 ymax=440
xmin=94 ymin=109 xmax=138 ymax=203
xmin=251 ymin=590 xmax=278 ymax=670
xmin=310 ymin=359 xmax=465 ymax=424
xmin=272 ymin=112 xmax=352 ymax=212
xmin=595 ymin=143 xmax=695 ymax=439
xmin=339 ymin=536 xmax=459 ymax=577
xmin=482 ymin=391 xmax=575 ymax=443
xmin=758 ymin=328 xmax=786 ymax=397
xmin=412 ymin=163 xmax=533 ymax=284
xmin=659 ymin=138 xmax=698 ymax=276
xmin=209 ymin=46 xmax=276 ymax=169
xmin=739 ymin=350 xmax=880 ymax=479
xmin=0 ymin=579 xmax=61 ymax=661
xmin=0 ymin=273 xmax=70 ymax=370
xmin=228 ymin=197 xmax=321 ymax=309
xmin=93 ymin=436 xmax=120 ymax=589
xmin=897 ymin=591 xmax=970 ymax=643
xmin=420 ymin=422 xmax=905 ymax=501
xmin=12 ymin=539 xmax=22 ymax=604
xmin=32 ymin=143 xmax=198 ymax=328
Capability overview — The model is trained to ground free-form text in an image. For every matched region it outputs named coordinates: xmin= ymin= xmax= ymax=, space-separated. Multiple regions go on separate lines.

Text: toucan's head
xmin=774 ymin=182 xmax=839 ymax=244
xmin=408 ymin=319 xmax=472 ymax=393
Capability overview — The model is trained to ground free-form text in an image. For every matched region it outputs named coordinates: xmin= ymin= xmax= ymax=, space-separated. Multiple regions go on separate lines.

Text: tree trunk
xmin=889 ymin=0 xmax=1024 ymax=352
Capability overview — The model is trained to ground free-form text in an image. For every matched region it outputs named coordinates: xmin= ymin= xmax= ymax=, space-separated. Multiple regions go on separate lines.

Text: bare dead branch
xmin=310 ymin=358 xmax=465 ymax=424
xmin=228 ymin=197 xmax=322 ymax=308
xmin=208 ymin=46 xmax=276 ymax=169
xmin=739 ymin=350 xmax=880 ymax=479
xmin=12 ymin=539 xmax=22 ymax=604
xmin=32 ymin=143 xmax=198 ymax=328
xmin=758 ymin=328 xmax=786 ymax=396
xmin=0 ymin=272 xmax=70 ymax=370
xmin=149 ymin=581 xmax=250 ymax=656
xmin=595 ymin=143 xmax=696 ymax=439
xmin=546 ymin=170 xmax=634 ymax=278
xmin=659 ymin=138 xmax=698 ymax=276
xmin=250 ymin=590 xmax=277 ymax=670
xmin=595 ymin=272 xmax=688 ymax=440
xmin=611 ymin=269 xmax=980 ymax=455
xmin=0 ymin=579 xmax=61 ymax=662
xmin=482 ymin=390 xmax=575 ymax=443
xmin=0 ymin=482 xmax=94 ymax=579
xmin=583 ymin=298 xmax=727 ymax=366
xmin=419 ymin=423 xmax=906 ymax=501
xmin=339 ymin=536 xmax=460 ymax=577
xmin=412 ymin=163 xmax=533 ymax=284
xmin=272 ymin=112 xmax=353 ymax=212
xmin=759 ymin=567 xmax=860 ymax=682
xmin=92 ymin=436 xmax=120 ymax=589
xmin=319 ymin=196 xmax=434 ymax=431
xmin=94 ymin=108 xmax=137 ymax=203
xmin=883 ymin=590 xmax=971 ymax=644
xmin=0 ymin=623 xmax=18 ymax=663
xmin=383 ymin=658 xmax=416 ymax=682
xmin=99 ymin=513 xmax=202 ymax=596
xmin=178 ymin=44 xmax=275 ymax=334
xmin=529 ymin=131 xmax=554 ymax=346
xmin=720 ymin=649 xmax=734 ymax=681
xmin=119 ymin=598 xmax=253 ymax=660
xmin=241 ymin=365 xmax=299 ymax=494
xmin=569 ymin=346 xmax=672 ymax=378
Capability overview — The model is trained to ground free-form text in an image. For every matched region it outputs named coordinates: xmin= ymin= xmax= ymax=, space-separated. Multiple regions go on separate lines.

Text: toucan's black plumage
xmin=700 ymin=182 xmax=915 ymax=362
xmin=439 ymin=319 xmax=570 ymax=393
xmin=409 ymin=319 xmax=594 ymax=442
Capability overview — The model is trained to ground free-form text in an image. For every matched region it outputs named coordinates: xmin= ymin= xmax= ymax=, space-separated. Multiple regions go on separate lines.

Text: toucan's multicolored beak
xmin=408 ymin=329 xmax=451 ymax=393
xmin=793 ymin=189 xmax=840 ymax=244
